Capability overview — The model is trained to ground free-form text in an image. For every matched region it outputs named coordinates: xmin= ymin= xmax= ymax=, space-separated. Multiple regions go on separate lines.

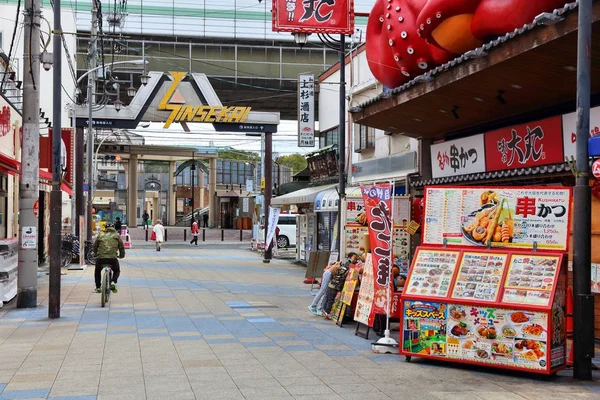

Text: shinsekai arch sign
xmin=74 ymin=71 xmax=279 ymax=133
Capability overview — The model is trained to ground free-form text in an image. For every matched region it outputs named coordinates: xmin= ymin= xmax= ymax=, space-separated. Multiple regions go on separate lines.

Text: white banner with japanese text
xmin=431 ymin=135 xmax=486 ymax=178
xmin=265 ymin=207 xmax=281 ymax=251
xmin=298 ymin=74 xmax=315 ymax=147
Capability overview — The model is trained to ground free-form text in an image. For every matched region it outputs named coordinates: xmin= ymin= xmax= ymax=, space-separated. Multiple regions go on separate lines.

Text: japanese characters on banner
xmin=272 ymin=0 xmax=355 ymax=34
xmin=484 ymin=116 xmax=563 ymax=172
xmin=361 ymin=183 xmax=393 ymax=315
xmin=562 ymin=105 xmax=600 ymax=159
xmin=402 ymin=301 xmax=552 ymax=371
xmin=297 ymin=74 xmax=315 ymax=147
xmin=354 ymin=254 xmax=375 ymax=326
xmin=423 ymin=187 xmax=571 ymax=251
xmin=265 ymin=207 xmax=281 ymax=251
xmin=432 ymin=135 xmax=486 ymax=178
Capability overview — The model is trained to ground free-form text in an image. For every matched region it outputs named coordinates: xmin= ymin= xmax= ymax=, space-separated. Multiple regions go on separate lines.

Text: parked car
xmin=258 ymin=214 xmax=297 ymax=248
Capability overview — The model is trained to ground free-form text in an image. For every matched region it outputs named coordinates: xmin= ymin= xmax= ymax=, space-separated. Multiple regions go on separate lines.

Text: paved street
xmin=0 ymin=243 xmax=599 ymax=400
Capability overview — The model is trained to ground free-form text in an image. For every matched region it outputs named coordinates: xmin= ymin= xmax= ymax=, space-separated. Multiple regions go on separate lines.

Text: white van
xmin=258 ymin=214 xmax=297 ymax=248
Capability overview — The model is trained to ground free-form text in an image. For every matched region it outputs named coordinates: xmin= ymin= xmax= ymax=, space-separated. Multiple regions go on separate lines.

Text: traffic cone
xmin=566 ymin=286 xmax=574 ymax=368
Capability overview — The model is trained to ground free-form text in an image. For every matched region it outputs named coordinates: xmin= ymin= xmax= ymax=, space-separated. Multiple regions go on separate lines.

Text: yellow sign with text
xmin=158 ymin=72 xmax=251 ymax=128
xmin=260 ymin=178 xmax=265 ymax=189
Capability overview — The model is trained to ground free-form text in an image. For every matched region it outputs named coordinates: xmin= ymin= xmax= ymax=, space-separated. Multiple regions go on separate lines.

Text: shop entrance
xmin=220 ymin=199 xmax=236 ymax=229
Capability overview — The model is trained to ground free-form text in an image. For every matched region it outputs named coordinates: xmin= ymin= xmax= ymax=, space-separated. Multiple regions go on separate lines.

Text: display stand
xmin=355 ymin=321 xmax=371 ymax=339
xmin=400 ymin=186 xmax=571 ymax=375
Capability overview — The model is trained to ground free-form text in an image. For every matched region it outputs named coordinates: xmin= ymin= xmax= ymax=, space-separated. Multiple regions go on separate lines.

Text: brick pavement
xmin=0 ymin=245 xmax=599 ymax=399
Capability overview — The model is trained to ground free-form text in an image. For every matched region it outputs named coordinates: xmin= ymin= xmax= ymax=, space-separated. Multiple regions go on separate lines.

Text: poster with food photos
xmin=345 ymin=227 xmax=368 ymax=256
xmin=451 ymin=252 xmax=507 ymax=302
xmin=354 ymin=254 xmax=375 ymax=327
xmin=393 ymin=228 xmax=411 ymax=275
xmin=502 ymin=255 xmax=561 ymax=306
xmin=446 ymin=304 xmax=549 ymax=370
xmin=405 ymin=250 xmax=460 ymax=298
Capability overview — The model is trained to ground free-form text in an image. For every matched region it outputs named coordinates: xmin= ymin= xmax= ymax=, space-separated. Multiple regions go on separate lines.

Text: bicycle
xmin=100 ymin=263 xmax=113 ymax=307
xmin=60 ymin=235 xmax=96 ymax=266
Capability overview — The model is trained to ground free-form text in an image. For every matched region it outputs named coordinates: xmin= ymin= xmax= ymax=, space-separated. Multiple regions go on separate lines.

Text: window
xmin=321 ymin=127 xmax=338 ymax=147
xmin=354 ymin=124 xmax=375 ymax=153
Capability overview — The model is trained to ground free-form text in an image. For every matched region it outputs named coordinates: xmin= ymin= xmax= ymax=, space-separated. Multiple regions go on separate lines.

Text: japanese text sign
xmin=298 ymin=74 xmax=315 ymax=147
xmin=361 ymin=183 xmax=393 ymax=315
xmin=484 ymin=116 xmax=563 ymax=171
xmin=431 ymin=134 xmax=486 ymax=178
xmin=422 ymin=187 xmax=572 ymax=251
xmin=272 ymin=0 xmax=355 ymax=34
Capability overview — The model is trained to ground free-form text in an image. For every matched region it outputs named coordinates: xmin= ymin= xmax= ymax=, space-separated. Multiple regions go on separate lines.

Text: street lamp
xmin=73 ymin=59 xmax=148 ymax=241
xmin=293 ymin=32 xmax=347 ymax=255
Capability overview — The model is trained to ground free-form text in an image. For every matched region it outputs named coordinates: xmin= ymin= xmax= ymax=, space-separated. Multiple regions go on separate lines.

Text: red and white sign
xmin=562 ymin=106 xmax=600 ymax=159
xmin=431 ymin=134 xmax=486 ymax=178
xmin=361 ymin=183 xmax=393 ymax=316
xmin=484 ymin=116 xmax=564 ymax=171
xmin=33 ymin=200 xmax=39 ymax=218
xmin=593 ymin=159 xmax=600 ymax=179
xmin=272 ymin=0 xmax=355 ymax=34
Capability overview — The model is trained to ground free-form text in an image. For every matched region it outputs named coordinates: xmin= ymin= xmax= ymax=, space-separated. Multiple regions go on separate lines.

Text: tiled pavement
xmin=0 ymin=243 xmax=599 ymax=400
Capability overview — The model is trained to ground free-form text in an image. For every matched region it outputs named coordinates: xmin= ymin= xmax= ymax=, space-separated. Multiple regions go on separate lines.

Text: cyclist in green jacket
xmin=93 ymin=223 xmax=125 ymax=293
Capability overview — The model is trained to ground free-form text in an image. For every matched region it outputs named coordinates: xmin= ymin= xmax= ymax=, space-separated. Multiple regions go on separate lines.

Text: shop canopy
xmin=315 ymin=189 xmax=339 ymax=212
xmin=351 ymin=2 xmax=599 ymax=140
xmin=271 ymin=184 xmax=336 ymax=206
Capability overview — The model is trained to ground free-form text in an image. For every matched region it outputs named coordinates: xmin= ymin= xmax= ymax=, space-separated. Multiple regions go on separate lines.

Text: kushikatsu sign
xmin=422 ymin=187 xmax=572 ymax=252
xmin=272 ymin=0 xmax=355 ymax=34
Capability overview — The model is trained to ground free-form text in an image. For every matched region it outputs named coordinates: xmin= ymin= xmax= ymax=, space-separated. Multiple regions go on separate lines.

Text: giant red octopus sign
xmin=366 ymin=0 xmax=567 ymax=89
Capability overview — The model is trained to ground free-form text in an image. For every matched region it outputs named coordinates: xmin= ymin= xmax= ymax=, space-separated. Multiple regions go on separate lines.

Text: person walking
xmin=153 ymin=220 xmax=165 ymax=251
xmin=142 ymin=210 xmax=150 ymax=230
xmin=190 ymin=218 xmax=199 ymax=246
xmin=202 ymin=213 xmax=209 ymax=228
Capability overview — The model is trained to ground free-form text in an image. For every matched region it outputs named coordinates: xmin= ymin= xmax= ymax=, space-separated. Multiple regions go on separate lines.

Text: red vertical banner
xmin=361 ymin=183 xmax=393 ymax=315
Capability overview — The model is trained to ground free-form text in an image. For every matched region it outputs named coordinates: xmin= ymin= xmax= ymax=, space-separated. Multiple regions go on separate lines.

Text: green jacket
xmin=94 ymin=227 xmax=125 ymax=259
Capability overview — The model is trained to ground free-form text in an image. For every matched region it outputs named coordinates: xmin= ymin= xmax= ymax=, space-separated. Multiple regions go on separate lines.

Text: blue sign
xmin=83 ymin=183 xmax=89 ymax=191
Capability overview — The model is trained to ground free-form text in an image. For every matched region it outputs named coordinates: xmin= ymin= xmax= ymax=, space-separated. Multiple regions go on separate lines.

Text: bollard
xmin=145 ymin=229 xmax=148 ymax=242
xmin=240 ymin=229 xmax=243 ymax=242
xmin=184 ymin=229 xmax=187 ymax=241
xmin=165 ymin=229 xmax=168 ymax=242
xmin=202 ymin=228 xmax=205 ymax=242
xmin=221 ymin=229 xmax=224 ymax=242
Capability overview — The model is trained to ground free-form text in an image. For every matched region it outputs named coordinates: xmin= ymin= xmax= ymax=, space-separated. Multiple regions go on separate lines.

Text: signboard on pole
xmin=272 ymin=0 xmax=355 ymax=34
xmin=21 ymin=227 xmax=37 ymax=249
xmin=422 ymin=187 xmax=572 ymax=251
xmin=298 ymin=74 xmax=315 ymax=148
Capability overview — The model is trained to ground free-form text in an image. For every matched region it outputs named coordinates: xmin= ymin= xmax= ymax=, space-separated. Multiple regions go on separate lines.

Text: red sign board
xmin=361 ymin=183 xmax=393 ymax=316
xmin=593 ymin=159 xmax=600 ymax=179
xmin=33 ymin=200 xmax=39 ymax=218
xmin=272 ymin=0 xmax=355 ymax=34
xmin=40 ymin=128 xmax=74 ymax=188
xmin=484 ymin=116 xmax=563 ymax=172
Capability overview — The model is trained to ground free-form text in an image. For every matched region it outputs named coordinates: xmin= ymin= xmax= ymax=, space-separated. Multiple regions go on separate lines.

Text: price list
xmin=451 ymin=252 xmax=507 ymax=302
xmin=405 ymin=250 xmax=460 ymax=298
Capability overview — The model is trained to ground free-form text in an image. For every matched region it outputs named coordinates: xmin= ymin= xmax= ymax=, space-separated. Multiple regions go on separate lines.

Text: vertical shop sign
xmin=431 ymin=134 xmax=486 ymax=178
xmin=297 ymin=74 xmax=315 ymax=147
xmin=484 ymin=116 xmax=563 ymax=171
xmin=354 ymin=254 xmax=376 ymax=326
xmin=272 ymin=0 xmax=355 ymax=34
xmin=265 ymin=207 xmax=280 ymax=251
xmin=361 ymin=183 xmax=393 ymax=315
xmin=562 ymin=106 xmax=600 ymax=159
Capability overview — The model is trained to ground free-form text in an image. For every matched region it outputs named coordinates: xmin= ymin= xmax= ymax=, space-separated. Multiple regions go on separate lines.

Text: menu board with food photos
xmin=405 ymin=250 xmax=460 ymax=298
xmin=502 ymin=255 xmax=561 ymax=306
xmin=446 ymin=305 xmax=549 ymax=371
xmin=451 ymin=252 xmax=508 ymax=302
xmin=344 ymin=227 xmax=368 ymax=256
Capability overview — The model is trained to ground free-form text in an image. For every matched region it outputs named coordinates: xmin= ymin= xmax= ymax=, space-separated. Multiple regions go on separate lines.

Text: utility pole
xmin=263 ymin=132 xmax=272 ymax=262
xmin=86 ymin=0 xmax=98 ymax=241
xmin=17 ymin=0 xmax=41 ymax=308
xmin=573 ymin=0 xmax=594 ymax=380
xmin=48 ymin=0 xmax=63 ymax=318
xmin=337 ymin=34 xmax=346 ymax=254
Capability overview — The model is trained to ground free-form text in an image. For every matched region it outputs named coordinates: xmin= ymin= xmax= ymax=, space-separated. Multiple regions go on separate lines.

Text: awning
xmin=0 ymin=153 xmax=20 ymax=176
xmin=271 ymin=184 xmax=336 ymax=206
xmin=315 ymin=189 xmax=339 ymax=212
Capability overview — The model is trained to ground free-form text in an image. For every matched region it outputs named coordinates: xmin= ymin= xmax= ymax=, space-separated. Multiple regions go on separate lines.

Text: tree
xmin=218 ymin=149 xmax=260 ymax=162
xmin=277 ymin=154 xmax=307 ymax=173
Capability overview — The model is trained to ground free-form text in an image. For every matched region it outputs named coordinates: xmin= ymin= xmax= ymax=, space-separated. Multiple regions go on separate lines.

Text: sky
xmin=130 ymin=119 xmax=318 ymax=156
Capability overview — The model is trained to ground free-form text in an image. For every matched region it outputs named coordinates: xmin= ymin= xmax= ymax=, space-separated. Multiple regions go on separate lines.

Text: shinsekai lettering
xmin=161 ymin=105 xmax=251 ymax=128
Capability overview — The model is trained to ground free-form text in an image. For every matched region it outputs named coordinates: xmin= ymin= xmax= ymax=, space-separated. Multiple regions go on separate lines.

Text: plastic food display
xmin=401 ymin=186 xmax=570 ymax=375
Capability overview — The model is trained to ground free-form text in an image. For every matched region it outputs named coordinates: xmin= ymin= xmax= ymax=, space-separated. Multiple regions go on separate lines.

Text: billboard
xmin=272 ymin=0 xmax=355 ymax=34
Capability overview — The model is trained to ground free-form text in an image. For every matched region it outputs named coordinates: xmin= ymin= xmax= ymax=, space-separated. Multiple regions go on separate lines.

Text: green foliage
xmin=277 ymin=154 xmax=307 ymax=173
xmin=218 ymin=150 xmax=261 ymax=162
xmin=143 ymin=161 xmax=169 ymax=173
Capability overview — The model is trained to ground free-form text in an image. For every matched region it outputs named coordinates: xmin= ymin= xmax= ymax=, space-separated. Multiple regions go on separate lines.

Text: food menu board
xmin=344 ymin=227 xmax=368 ymax=256
xmin=502 ymin=255 xmax=561 ymax=306
xmin=422 ymin=187 xmax=571 ymax=251
xmin=445 ymin=305 xmax=549 ymax=371
xmin=393 ymin=228 xmax=411 ymax=275
xmin=451 ymin=252 xmax=508 ymax=302
xmin=346 ymin=195 xmax=411 ymax=227
xmin=405 ymin=250 xmax=460 ymax=298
